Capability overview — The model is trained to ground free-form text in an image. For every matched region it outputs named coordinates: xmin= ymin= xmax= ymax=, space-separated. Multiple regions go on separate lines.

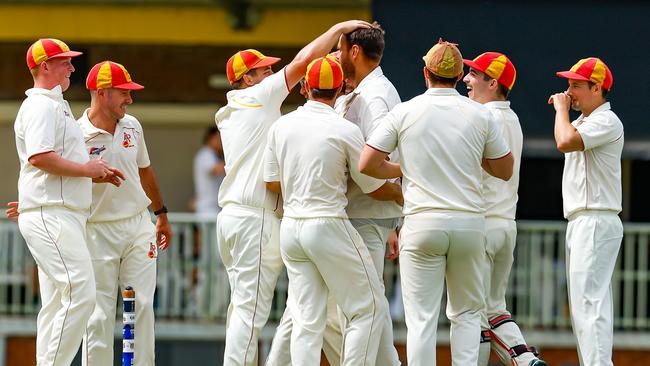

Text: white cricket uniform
xmin=264 ymin=100 xmax=389 ymax=366
xmin=14 ymin=86 xmax=96 ymax=366
xmin=193 ymin=146 xmax=224 ymax=214
xmin=267 ymin=66 xmax=402 ymax=366
xmin=476 ymin=101 xmax=537 ymax=366
xmin=215 ymin=68 xmax=289 ymax=366
xmin=367 ymin=88 xmax=510 ymax=366
xmin=76 ymin=110 xmax=157 ymax=366
xmin=562 ymin=102 xmax=623 ymax=366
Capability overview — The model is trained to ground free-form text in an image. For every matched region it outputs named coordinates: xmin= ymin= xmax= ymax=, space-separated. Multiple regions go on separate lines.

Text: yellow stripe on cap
xmin=570 ymin=58 xmax=589 ymax=73
xmin=50 ymin=38 xmax=69 ymax=53
xmin=232 ymin=53 xmax=247 ymax=82
xmin=591 ymin=59 xmax=607 ymax=84
xmin=31 ymin=41 xmax=48 ymax=66
xmin=116 ymin=62 xmax=133 ymax=82
xmin=319 ymin=58 xmax=334 ymax=89
xmin=484 ymin=54 xmax=507 ymax=80
xmin=96 ymin=61 xmax=114 ymax=89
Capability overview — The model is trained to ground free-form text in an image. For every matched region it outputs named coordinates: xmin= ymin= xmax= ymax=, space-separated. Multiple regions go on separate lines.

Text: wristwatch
xmin=153 ymin=205 xmax=168 ymax=216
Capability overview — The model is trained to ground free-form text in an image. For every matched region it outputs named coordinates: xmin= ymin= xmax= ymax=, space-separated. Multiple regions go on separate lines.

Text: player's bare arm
xmin=285 ymin=20 xmax=371 ymax=89
xmin=549 ymin=92 xmax=584 ymax=152
xmin=139 ymin=166 xmax=172 ymax=250
xmin=359 ymin=144 xmax=402 ymax=179
xmin=367 ymin=181 xmax=403 ymax=206
xmin=484 ymin=152 xmax=514 ymax=181
xmin=29 ymin=152 xmax=118 ymax=179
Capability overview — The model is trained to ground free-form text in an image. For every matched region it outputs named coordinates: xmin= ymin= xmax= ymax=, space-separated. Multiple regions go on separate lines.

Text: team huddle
xmin=12 ymin=17 xmax=622 ymax=366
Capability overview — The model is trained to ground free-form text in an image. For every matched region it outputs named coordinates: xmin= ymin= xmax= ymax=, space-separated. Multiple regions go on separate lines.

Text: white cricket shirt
xmin=367 ymin=88 xmax=510 ymax=216
xmin=216 ymin=68 xmax=290 ymax=212
xmin=482 ymin=101 xmax=523 ymax=220
xmin=562 ymin=102 xmax=623 ymax=218
xmin=264 ymin=100 xmax=385 ymax=219
xmin=78 ymin=110 xmax=152 ymax=222
xmin=193 ymin=146 xmax=223 ymax=214
xmin=14 ymin=86 xmax=91 ymax=213
xmin=336 ymin=66 xmax=403 ymax=219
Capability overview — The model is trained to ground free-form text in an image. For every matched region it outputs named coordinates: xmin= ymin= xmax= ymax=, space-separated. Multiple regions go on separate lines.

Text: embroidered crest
xmin=147 ymin=242 xmax=158 ymax=259
xmin=122 ymin=132 xmax=133 ymax=148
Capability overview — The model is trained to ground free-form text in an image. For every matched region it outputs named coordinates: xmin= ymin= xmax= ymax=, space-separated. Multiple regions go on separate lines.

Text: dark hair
xmin=344 ymin=21 xmax=385 ymax=62
xmin=482 ymin=73 xmax=511 ymax=99
xmin=203 ymin=126 xmax=220 ymax=143
xmin=587 ymin=81 xmax=609 ymax=98
xmin=231 ymin=68 xmax=261 ymax=90
xmin=425 ymin=69 xmax=457 ymax=87
xmin=310 ymin=87 xmax=339 ymax=100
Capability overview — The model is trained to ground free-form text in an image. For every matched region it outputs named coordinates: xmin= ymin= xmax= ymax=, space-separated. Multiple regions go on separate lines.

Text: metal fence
xmin=1 ymin=215 xmax=650 ymax=345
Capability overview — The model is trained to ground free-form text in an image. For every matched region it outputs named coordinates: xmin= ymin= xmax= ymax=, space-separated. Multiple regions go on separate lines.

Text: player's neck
xmin=580 ymin=99 xmax=607 ymax=117
xmin=353 ymin=62 xmax=379 ymax=86
xmin=88 ymin=106 xmax=118 ymax=135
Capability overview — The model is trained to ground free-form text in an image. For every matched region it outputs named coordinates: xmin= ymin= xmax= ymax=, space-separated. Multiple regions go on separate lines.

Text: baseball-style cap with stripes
xmin=305 ymin=56 xmax=343 ymax=90
xmin=86 ymin=61 xmax=144 ymax=90
xmin=226 ymin=49 xmax=281 ymax=85
xmin=463 ymin=52 xmax=517 ymax=90
xmin=26 ymin=38 xmax=82 ymax=69
xmin=556 ymin=57 xmax=613 ymax=90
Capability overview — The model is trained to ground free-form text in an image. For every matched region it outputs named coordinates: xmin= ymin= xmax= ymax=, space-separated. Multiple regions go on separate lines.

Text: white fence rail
xmin=1 ymin=215 xmax=649 ymax=344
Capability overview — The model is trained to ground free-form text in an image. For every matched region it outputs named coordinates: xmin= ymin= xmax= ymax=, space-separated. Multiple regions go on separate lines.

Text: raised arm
xmin=284 ymin=20 xmax=371 ymax=89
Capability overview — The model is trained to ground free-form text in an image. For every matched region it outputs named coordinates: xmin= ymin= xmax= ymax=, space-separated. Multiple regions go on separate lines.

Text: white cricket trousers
xmin=281 ymin=217 xmax=387 ymax=366
xmin=479 ymin=218 xmax=536 ymax=366
xmin=18 ymin=206 xmax=96 ymax=366
xmin=399 ymin=211 xmax=486 ymax=366
xmin=217 ymin=204 xmax=283 ymax=366
xmin=266 ymin=219 xmax=399 ymax=366
xmin=82 ymin=210 xmax=157 ymax=366
xmin=566 ymin=211 xmax=622 ymax=366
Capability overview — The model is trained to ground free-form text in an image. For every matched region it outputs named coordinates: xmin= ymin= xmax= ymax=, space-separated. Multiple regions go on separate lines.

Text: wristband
xmin=153 ymin=205 xmax=168 ymax=216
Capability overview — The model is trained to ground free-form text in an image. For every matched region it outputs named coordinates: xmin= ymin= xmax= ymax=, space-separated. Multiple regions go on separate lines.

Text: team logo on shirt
xmin=147 ymin=242 xmax=158 ymax=259
xmin=89 ymin=146 xmax=106 ymax=156
xmin=122 ymin=132 xmax=134 ymax=148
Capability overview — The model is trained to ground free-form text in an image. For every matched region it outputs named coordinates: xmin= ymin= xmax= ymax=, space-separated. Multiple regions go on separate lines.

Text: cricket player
xmin=14 ymin=39 xmax=121 ymax=366
xmin=215 ymin=20 xmax=371 ymax=365
xmin=549 ymin=58 xmax=623 ymax=366
xmin=359 ymin=38 xmax=514 ymax=366
xmin=463 ymin=52 xmax=547 ymax=366
xmin=79 ymin=61 xmax=171 ymax=366
xmin=263 ymin=56 xmax=402 ymax=365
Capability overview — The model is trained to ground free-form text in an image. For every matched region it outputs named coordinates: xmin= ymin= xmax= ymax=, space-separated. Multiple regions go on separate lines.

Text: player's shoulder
xmin=120 ymin=114 xmax=144 ymax=130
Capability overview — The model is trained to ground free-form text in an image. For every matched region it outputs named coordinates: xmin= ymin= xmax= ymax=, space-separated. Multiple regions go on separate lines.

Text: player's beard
xmin=341 ymin=58 xmax=355 ymax=81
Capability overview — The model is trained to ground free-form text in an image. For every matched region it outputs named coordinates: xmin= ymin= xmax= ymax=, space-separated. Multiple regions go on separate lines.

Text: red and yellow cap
xmin=463 ymin=52 xmax=517 ymax=90
xmin=226 ymin=49 xmax=281 ymax=85
xmin=26 ymin=38 xmax=82 ymax=69
xmin=305 ymin=56 xmax=343 ymax=90
xmin=86 ymin=61 xmax=144 ymax=90
xmin=556 ymin=57 xmax=613 ymax=90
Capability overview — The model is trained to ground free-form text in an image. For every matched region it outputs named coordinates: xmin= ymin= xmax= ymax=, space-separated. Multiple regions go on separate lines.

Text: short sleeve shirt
xmin=367 ymin=88 xmax=510 ymax=216
xmin=562 ymin=102 xmax=623 ymax=218
xmin=216 ymin=68 xmax=290 ymax=212
xmin=78 ymin=110 xmax=152 ymax=222
xmin=482 ymin=101 xmax=523 ymax=220
xmin=14 ymin=86 xmax=91 ymax=213
xmin=264 ymin=101 xmax=385 ymax=219
xmin=335 ymin=66 xmax=403 ymax=219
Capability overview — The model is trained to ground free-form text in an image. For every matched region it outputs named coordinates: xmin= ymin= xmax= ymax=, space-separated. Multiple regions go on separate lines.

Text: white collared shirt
xmin=78 ymin=110 xmax=152 ymax=222
xmin=482 ymin=101 xmax=523 ymax=220
xmin=215 ymin=68 xmax=290 ymax=212
xmin=335 ymin=66 xmax=403 ymax=219
xmin=562 ymin=102 xmax=623 ymax=218
xmin=264 ymin=101 xmax=385 ymax=219
xmin=367 ymin=88 xmax=510 ymax=216
xmin=14 ymin=86 xmax=91 ymax=213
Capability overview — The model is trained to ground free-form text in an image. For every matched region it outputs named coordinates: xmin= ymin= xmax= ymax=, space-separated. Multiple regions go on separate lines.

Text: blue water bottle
xmin=122 ymin=286 xmax=135 ymax=366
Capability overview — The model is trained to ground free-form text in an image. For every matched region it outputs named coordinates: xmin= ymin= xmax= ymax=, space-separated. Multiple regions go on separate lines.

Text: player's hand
xmin=92 ymin=167 xmax=126 ymax=187
xmin=386 ymin=229 xmax=399 ymax=261
xmin=548 ymin=91 xmax=571 ymax=112
xmin=394 ymin=190 xmax=404 ymax=206
xmin=335 ymin=20 xmax=372 ymax=34
xmin=84 ymin=158 xmax=111 ymax=179
xmin=156 ymin=214 xmax=172 ymax=251
xmin=5 ymin=201 xmax=19 ymax=222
